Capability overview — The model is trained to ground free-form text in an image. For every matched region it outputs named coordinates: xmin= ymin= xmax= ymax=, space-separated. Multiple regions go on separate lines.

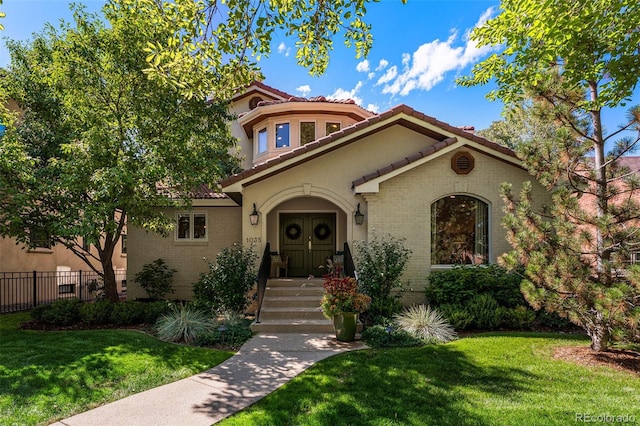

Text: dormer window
xmin=258 ymin=128 xmax=267 ymax=153
xmin=276 ymin=123 xmax=290 ymax=148
xmin=300 ymin=122 xmax=316 ymax=145
xmin=326 ymin=122 xmax=341 ymax=136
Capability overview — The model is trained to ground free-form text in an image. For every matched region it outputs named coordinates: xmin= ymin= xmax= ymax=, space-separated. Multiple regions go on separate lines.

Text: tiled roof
xmin=232 ymin=81 xmax=294 ymax=101
xmin=220 ymin=104 xmax=518 ymax=189
xmin=617 ymin=156 xmax=640 ymax=171
xmin=256 ymin=96 xmax=357 ymax=107
xmin=158 ymin=184 xmax=228 ymax=200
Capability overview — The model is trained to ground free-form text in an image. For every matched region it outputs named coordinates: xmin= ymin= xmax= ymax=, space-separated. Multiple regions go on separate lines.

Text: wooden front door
xmin=280 ymin=213 xmax=336 ymax=277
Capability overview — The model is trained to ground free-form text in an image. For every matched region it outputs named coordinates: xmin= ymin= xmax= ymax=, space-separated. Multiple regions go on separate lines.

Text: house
xmin=126 ymin=81 xmax=550 ymax=304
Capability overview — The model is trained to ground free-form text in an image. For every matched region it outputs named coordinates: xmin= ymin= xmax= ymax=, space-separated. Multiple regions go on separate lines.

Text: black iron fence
xmin=0 ymin=270 xmax=127 ymax=313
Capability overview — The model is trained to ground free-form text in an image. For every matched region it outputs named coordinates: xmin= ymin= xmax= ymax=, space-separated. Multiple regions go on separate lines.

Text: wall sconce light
xmin=354 ymin=203 xmax=365 ymax=225
xmin=249 ymin=203 xmax=259 ymax=226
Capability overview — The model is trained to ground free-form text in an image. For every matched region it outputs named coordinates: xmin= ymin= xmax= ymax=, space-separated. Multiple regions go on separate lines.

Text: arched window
xmin=431 ymin=195 xmax=488 ymax=265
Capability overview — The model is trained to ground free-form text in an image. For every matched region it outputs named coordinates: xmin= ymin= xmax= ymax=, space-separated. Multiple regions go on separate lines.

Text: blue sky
xmin=1 ymin=0 xmax=638 ymax=134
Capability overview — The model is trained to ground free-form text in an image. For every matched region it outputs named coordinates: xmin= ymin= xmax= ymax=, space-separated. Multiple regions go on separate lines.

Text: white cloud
xmin=296 ymin=85 xmax=312 ymax=97
xmin=366 ymin=103 xmax=380 ymax=113
xmin=327 ymin=81 xmax=364 ymax=105
xmin=356 ymin=60 xmax=370 ymax=73
xmin=380 ymin=7 xmax=497 ymax=97
xmin=367 ymin=72 xmax=376 ymax=80
xmin=277 ymin=42 xmax=291 ymax=57
xmin=376 ymin=59 xmax=389 ymax=71
xmin=376 ymin=65 xmax=398 ymax=86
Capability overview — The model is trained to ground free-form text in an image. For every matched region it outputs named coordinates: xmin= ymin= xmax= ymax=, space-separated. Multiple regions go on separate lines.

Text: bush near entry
xmin=426 ymin=265 xmax=571 ymax=331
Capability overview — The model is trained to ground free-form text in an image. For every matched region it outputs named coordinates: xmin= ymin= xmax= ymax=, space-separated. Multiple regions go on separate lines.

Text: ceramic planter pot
xmin=332 ymin=312 xmax=358 ymax=341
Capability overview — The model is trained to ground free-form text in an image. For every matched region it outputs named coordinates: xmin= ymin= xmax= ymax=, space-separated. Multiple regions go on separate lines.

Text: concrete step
xmin=259 ymin=306 xmax=326 ymax=321
xmin=251 ymin=319 xmax=335 ymax=334
xmin=266 ymin=278 xmax=324 ymax=288
xmin=265 ymin=286 xmax=323 ymax=297
xmin=262 ymin=295 xmax=322 ymax=308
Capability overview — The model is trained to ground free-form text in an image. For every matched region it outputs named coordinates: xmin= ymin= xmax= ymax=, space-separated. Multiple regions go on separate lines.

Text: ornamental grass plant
xmin=394 ymin=304 xmax=458 ymax=344
xmin=320 ymin=276 xmax=371 ymax=319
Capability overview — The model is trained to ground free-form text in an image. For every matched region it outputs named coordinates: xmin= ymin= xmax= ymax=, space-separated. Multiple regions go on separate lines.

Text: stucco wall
xmin=240 ymin=125 xmax=442 ymax=253
xmin=126 ymin=206 xmax=242 ymax=300
xmin=367 ymin=147 xmax=550 ymax=304
xmin=0 ymin=237 xmax=127 ymax=276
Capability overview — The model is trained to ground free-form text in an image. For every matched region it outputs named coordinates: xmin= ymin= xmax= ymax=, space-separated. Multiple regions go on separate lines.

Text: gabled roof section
xmin=231 ymin=81 xmax=294 ymax=103
xmin=220 ymin=104 xmax=520 ymax=192
xmin=352 ymin=136 xmax=520 ymax=193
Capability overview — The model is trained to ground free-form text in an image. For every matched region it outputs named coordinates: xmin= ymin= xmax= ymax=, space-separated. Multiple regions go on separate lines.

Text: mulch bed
xmin=553 ymin=346 xmax=640 ymax=376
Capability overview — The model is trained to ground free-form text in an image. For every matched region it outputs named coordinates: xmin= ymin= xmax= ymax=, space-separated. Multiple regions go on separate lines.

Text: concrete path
xmin=52 ymin=333 xmax=367 ymax=426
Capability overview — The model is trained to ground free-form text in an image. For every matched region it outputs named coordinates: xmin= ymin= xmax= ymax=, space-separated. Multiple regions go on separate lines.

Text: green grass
xmin=0 ymin=312 xmax=234 ymax=426
xmin=222 ymin=333 xmax=640 ymax=426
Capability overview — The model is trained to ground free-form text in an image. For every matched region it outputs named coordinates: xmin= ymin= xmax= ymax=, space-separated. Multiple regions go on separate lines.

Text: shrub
xmin=142 ymin=300 xmax=173 ymax=324
xmin=80 ymin=300 xmax=114 ymax=325
xmin=31 ymin=299 xmax=81 ymax=326
xmin=196 ymin=317 xmax=254 ymax=348
xmin=133 ymin=258 xmax=177 ymax=300
xmin=426 ymin=265 xmax=525 ymax=308
xmin=154 ymin=304 xmax=214 ymax=344
xmin=394 ymin=305 xmax=457 ymax=344
xmin=536 ymin=310 xmax=574 ymax=329
xmin=501 ymin=306 xmax=536 ymax=330
xmin=354 ymin=233 xmax=412 ymax=325
xmin=193 ymin=243 xmax=258 ymax=314
xmin=467 ymin=294 xmax=502 ymax=330
xmin=109 ymin=301 xmax=146 ymax=326
xmin=438 ymin=304 xmax=474 ymax=331
xmin=361 ymin=324 xmax=423 ymax=348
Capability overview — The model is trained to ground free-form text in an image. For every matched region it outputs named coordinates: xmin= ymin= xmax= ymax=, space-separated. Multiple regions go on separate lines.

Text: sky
xmin=1 ymin=0 xmax=638 ymax=134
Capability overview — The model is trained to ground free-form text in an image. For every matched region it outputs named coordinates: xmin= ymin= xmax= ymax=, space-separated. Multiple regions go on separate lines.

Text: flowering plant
xmin=320 ymin=276 xmax=371 ymax=319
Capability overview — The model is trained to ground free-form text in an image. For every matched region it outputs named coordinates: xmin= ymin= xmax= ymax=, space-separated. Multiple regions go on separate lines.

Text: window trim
xmin=175 ymin=212 xmax=208 ymax=242
xmin=430 ymin=194 xmax=490 ymax=266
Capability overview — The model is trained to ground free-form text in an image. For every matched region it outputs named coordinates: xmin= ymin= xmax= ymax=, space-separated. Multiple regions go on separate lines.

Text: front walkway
xmin=53 ymin=333 xmax=367 ymax=426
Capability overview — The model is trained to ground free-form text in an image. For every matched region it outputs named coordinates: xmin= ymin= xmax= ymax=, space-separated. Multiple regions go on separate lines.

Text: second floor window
xmin=300 ymin=122 xmax=316 ymax=145
xmin=276 ymin=123 xmax=290 ymax=148
xmin=326 ymin=122 xmax=341 ymax=136
xmin=258 ymin=128 xmax=268 ymax=153
xmin=177 ymin=213 xmax=207 ymax=241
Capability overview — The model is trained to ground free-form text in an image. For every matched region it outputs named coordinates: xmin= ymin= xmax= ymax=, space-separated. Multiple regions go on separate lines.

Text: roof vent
xmin=452 ymin=151 xmax=474 ymax=175
xmin=249 ymin=96 xmax=263 ymax=110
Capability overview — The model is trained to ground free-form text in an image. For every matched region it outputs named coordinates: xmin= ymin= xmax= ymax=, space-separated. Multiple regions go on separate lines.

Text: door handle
xmin=308 ymin=237 xmax=312 ymax=252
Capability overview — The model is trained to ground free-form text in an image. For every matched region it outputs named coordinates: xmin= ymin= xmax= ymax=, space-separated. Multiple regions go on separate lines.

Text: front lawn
xmin=222 ymin=333 xmax=640 ymax=425
xmin=0 ymin=312 xmax=234 ymax=426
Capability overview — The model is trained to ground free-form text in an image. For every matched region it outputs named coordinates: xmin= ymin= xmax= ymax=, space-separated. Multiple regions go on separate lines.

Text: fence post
xmin=32 ymin=270 xmax=37 ymax=308
xmin=79 ymin=270 xmax=83 ymax=301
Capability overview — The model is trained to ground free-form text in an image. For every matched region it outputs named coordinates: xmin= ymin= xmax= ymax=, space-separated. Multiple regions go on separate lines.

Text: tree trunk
xmin=103 ymin=264 xmax=118 ymax=302
xmin=586 ymin=310 xmax=610 ymax=352
xmin=99 ymin=234 xmax=119 ymax=302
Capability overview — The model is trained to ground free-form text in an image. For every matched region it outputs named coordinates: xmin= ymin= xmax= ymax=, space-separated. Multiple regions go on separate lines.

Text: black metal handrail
xmin=254 ymin=242 xmax=271 ymax=323
xmin=343 ymin=242 xmax=356 ymax=279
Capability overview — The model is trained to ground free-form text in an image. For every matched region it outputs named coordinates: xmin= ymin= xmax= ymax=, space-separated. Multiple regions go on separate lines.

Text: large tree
xmin=459 ymin=0 xmax=640 ymax=351
xmin=112 ymin=0 xmax=399 ymax=99
xmin=0 ymin=5 xmax=239 ymax=301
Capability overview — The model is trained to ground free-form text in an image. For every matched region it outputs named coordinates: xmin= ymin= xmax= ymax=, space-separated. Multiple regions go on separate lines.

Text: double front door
xmin=280 ymin=213 xmax=336 ymax=277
